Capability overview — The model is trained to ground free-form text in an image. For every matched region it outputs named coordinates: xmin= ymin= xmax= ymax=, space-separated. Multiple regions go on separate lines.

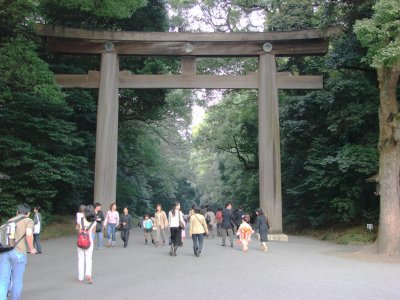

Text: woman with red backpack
xmin=77 ymin=205 xmax=96 ymax=284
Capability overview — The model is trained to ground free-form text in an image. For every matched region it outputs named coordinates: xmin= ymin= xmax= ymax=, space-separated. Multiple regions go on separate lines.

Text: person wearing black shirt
xmin=94 ymin=203 xmax=105 ymax=249
xmin=120 ymin=207 xmax=133 ymax=248
xmin=221 ymin=203 xmax=235 ymax=247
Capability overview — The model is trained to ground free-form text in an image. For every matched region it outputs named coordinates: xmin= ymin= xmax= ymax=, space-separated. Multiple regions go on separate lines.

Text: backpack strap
xmin=12 ymin=234 xmax=26 ymax=248
xmin=193 ymin=214 xmax=207 ymax=232
xmin=81 ymin=218 xmax=95 ymax=231
xmin=5 ymin=215 xmax=27 ymax=225
xmin=10 ymin=216 xmax=28 ymax=248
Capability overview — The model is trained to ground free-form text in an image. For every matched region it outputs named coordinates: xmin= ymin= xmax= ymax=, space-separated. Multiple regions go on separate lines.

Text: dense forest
xmin=0 ymin=0 xmax=399 ymax=238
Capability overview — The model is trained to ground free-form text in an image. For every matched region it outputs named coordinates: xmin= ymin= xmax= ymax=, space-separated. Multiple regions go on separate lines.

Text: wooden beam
xmin=93 ymin=52 xmax=119 ymax=212
xmin=36 ymin=24 xmax=340 ymax=42
xmin=258 ymin=53 xmax=283 ymax=234
xmin=54 ymin=71 xmax=323 ymax=89
xmin=46 ymin=37 xmax=329 ymax=57
xmin=181 ymin=57 xmax=196 ymax=74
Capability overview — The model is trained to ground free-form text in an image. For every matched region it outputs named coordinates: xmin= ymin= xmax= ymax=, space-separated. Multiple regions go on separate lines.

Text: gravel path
xmin=23 ymin=229 xmax=400 ymax=300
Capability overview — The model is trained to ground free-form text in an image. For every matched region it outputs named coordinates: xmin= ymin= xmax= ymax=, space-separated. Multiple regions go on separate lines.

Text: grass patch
xmin=291 ymin=226 xmax=377 ymax=245
xmin=41 ymin=215 xmax=76 ymax=240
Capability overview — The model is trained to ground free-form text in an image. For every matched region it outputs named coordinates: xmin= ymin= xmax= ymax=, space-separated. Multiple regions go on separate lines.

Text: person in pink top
xmin=104 ymin=203 xmax=119 ymax=247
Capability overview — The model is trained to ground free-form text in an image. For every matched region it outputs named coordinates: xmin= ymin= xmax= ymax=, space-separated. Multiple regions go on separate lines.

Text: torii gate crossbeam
xmin=36 ymin=25 xmax=336 ymax=240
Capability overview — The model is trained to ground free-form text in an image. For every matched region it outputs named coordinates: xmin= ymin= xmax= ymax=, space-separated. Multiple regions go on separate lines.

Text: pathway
xmin=23 ymin=229 xmax=400 ymax=300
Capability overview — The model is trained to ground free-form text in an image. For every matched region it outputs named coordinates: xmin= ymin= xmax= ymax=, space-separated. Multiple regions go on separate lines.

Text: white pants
xmin=77 ymin=245 xmax=93 ymax=280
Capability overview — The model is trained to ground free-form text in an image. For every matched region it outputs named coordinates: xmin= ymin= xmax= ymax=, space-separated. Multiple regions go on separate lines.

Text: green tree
xmin=354 ymin=0 xmax=400 ymax=255
xmin=0 ymin=37 xmax=91 ymax=217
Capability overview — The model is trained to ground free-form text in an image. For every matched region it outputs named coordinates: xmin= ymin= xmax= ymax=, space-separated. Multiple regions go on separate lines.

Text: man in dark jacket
xmin=235 ymin=206 xmax=245 ymax=233
xmin=94 ymin=203 xmax=105 ymax=249
xmin=120 ymin=207 xmax=133 ymax=248
xmin=221 ymin=203 xmax=234 ymax=247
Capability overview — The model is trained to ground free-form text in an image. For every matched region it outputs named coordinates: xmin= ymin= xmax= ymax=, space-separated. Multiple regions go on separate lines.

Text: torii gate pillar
xmin=93 ymin=50 xmax=119 ymax=210
xmin=258 ymin=53 xmax=286 ymax=241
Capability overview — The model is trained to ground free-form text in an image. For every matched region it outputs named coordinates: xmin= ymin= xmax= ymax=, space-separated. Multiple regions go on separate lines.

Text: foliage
xmin=291 ymin=226 xmax=377 ymax=245
xmin=39 ymin=0 xmax=147 ymax=19
xmin=0 ymin=0 xmax=195 ymax=221
xmin=188 ymin=0 xmax=381 ymax=229
xmin=354 ymin=0 xmax=400 ymax=68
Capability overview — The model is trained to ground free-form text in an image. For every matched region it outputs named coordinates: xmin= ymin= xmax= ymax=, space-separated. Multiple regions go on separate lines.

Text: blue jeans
xmin=33 ymin=234 xmax=42 ymax=253
xmin=95 ymin=231 xmax=103 ymax=248
xmin=192 ymin=233 xmax=205 ymax=254
xmin=107 ymin=224 xmax=117 ymax=244
xmin=0 ymin=250 xmax=28 ymax=300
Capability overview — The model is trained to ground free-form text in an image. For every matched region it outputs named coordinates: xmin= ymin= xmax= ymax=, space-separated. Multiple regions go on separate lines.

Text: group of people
xmin=77 ymin=201 xmax=272 ymax=284
xmin=75 ymin=202 xmax=134 ymax=284
xmin=0 ymin=204 xmax=42 ymax=300
xmin=0 ymin=201 xmax=271 ymax=299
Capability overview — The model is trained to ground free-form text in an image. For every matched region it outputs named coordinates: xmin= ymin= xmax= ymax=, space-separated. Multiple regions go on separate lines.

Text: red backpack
xmin=77 ymin=218 xmax=95 ymax=249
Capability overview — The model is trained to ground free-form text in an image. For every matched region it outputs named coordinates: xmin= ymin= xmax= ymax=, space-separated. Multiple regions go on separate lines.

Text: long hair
xmin=84 ymin=205 xmax=96 ymax=222
xmin=110 ymin=203 xmax=116 ymax=211
xmin=171 ymin=202 xmax=180 ymax=216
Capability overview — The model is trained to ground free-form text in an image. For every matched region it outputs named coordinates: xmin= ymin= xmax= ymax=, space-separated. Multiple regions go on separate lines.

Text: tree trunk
xmin=375 ymin=63 xmax=400 ymax=255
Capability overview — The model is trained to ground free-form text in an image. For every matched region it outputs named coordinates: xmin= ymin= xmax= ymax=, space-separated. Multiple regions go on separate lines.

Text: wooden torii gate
xmin=36 ymin=25 xmax=335 ymax=238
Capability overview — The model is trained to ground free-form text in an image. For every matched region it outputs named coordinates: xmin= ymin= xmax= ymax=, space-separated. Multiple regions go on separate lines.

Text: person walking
xmin=189 ymin=206 xmax=209 ymax=257
xmin=221 ymin=203 xmax=235 ymax=247
xmin=104 ymin=203 xmax=119 ymax=247
xmin=77 ymin=205 xmax=96 ymax=284
xmin=76 ymin=204 xmax=86 ymax=230
xmin=94 ymin=203 xmax=104 ymax=249
xmin=153 ymin=204 xmax=169 ymax=247
xmin=0 ymin=203 xmax=36 ymax=299
xmin=120 ymin=207 xmax=133 ymax=248
xmin=256 ymin=208 xmax=271 ymax=252
xmin=168 ymin=202 xmax=184 ymax=256
xmin=215 ymin=208 xmax=223 ymax=237
xmin=237 ymin=214 xmax=254 ymax=253
xmin=205 ymin=207 xmax=216 ymax=238
xmin=235 ymin=206 xmax=245 ymax=233
xmin=33 ymin=206 xmax=42 ymax=254
xmin=143 ymin=214 xmax=155 ymax=245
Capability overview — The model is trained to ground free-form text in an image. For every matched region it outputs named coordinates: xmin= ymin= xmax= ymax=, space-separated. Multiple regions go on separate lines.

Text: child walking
xmin=236 ymin=214 xmax=254 ymax=253
xmin=143 ymin=214 xmax=155 ymax=245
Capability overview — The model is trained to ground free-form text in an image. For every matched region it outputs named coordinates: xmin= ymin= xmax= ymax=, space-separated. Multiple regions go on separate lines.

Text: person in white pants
xmin=77 ymin=205 xmax=96 ymax=284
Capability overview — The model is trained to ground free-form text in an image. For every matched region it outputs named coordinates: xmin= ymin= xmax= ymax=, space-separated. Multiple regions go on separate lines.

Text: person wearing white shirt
xmin=168 ymin=202 xmax=184 ymax=256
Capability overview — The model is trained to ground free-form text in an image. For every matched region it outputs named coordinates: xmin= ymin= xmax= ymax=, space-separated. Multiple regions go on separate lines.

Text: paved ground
xmin=23 ymin=229 xmax=400 ymax=300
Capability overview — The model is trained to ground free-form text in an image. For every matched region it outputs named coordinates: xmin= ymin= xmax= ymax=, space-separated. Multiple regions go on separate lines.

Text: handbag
xmin=178 ymin=212 xmax=185 ymax=229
